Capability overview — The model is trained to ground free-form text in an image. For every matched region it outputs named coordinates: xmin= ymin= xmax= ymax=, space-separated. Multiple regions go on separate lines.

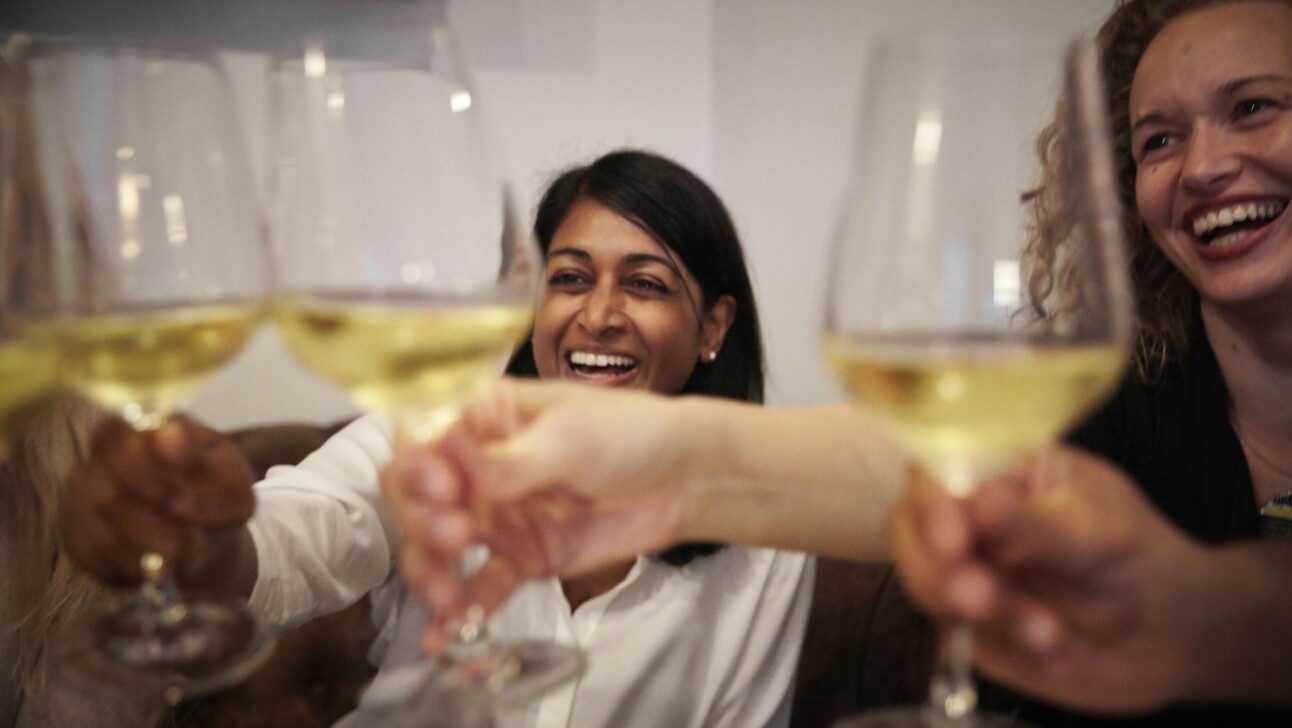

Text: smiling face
xmin=1130 ymin=1 xmax=1292 ymax=313
xmin=530 ymin=196 xmax=735 ymax=395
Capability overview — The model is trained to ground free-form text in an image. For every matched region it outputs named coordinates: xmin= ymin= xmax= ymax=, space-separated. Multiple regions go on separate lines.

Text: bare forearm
xmin=675 ymin=399 xmax=906 ymax=560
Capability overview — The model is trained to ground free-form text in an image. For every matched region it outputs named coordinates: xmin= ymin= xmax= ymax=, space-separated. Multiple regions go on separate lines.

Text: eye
xmin=628 ymin=277 xmax=669 ymax=294
xmin=1140 ymin=132 xmax=1175 ymax=156
xmin=1234 ymin=98 xmax=1275 ymax=119
xmin=547 ymin=270 xmax=587 ymax=288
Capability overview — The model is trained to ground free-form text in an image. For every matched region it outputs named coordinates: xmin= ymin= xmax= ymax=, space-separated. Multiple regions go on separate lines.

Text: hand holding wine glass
xmin=4 ymin=35 xmax=274 ymax=704
xmin=822 ymin=36 xmax=1133 ymax=727
xmin=269 ymin=26 xmax=582 ymax=723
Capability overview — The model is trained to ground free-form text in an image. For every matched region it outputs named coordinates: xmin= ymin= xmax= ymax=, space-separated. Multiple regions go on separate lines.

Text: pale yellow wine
xmin=29 ymin=303 xmax=262 ymax=427
xmin=0 ymin=339 xmax=60 ymax=450
xmin=274 ymin=293 xmax=532 ymax=416
xmin=825 ymin=335 xmax=1124 ymax=490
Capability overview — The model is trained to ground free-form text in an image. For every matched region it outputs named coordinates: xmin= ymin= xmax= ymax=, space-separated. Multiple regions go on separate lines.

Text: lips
xmin=565 ymin=350 xmax=638 ymax=381
xmin=1188 ymin=199 xmax=1287 ymax=249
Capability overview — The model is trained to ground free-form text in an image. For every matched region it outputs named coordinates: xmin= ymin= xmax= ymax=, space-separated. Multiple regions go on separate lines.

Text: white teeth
xmin=569 ymin=351 xmax=636 ymax=368
xmin=1191 ymin=201 xmax=1286 ymax=238
xmin=1211 ymin=229 xmax=1250 ymax=250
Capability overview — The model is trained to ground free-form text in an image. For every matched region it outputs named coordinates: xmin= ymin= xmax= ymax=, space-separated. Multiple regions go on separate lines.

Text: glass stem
xmin=140 ymin=552 xmax=185 ymax=623
xmin=394 ymin=405 xmax=486 ymax=653
xmin=448 ymin=600 xmax=491 ymax=654
xmin=927 ymin=623 xmax=978 ymax=720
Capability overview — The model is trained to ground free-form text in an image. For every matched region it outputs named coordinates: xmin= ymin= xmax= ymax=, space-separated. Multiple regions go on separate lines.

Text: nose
xmin=1180 ymin=123 xmax=1241 ymax=195
xmin=576 ymin=281 xmax=627 ymax=334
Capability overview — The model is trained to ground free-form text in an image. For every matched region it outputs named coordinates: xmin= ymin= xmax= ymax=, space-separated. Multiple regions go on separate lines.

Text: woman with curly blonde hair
xmin=1021 ymin=0 xmax=1292 ymax=542
xmin=0 ymin=397 xmax=166 ymax=727
xmin=1024 ymin=0 xmax=1283 ymax=379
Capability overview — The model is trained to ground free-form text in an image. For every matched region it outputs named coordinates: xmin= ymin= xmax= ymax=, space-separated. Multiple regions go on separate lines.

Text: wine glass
xmin=4 ymin=35 xmax=275 ymax=704
xmin=822 ymin=36 xmax=1133 ymax=727
xmin=268 ymin=25 xmax=583 ymax=721
xmin=0 ymin=52 xmax=60 ymax=455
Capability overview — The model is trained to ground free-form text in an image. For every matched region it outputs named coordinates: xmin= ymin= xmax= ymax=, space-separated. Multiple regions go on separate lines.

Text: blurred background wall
xmin=2 ymin=0 xmax=1115 ymax=428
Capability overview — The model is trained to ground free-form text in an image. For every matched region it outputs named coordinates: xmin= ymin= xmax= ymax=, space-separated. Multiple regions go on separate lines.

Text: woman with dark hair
xmin=60 ymin=149 xmax=813 ymax=728
xmin=508 ymin=150 xmax=763 ymax=404
xmin=504 ymin=150 xmax=761 ymax=568
xmin=475 ymin=149 xmax=809 ymax=727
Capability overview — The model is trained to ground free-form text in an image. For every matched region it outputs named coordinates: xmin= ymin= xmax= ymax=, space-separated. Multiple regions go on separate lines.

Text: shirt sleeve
xmin=246 ymin=414 xmax=399 ymax=627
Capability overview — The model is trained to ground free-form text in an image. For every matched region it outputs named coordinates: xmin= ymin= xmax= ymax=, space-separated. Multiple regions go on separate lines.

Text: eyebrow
xmin=546 ymin=247 xmax=686 ymax=278
xmin=1218 ymin=74 xmax=1292 ymax=96
xmin=1131 ymin=74 xmax=1292 ymax=135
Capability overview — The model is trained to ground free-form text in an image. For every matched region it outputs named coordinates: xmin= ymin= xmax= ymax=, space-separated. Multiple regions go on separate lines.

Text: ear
xmin=698 ymin=294 xmax=736 ymax=363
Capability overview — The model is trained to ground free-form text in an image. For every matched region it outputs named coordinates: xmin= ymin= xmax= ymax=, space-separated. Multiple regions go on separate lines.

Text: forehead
xmin=550 ymin=197 xmax=681 ymax=266
xmin=1130 ymin=2 xmax=1292 ymax=111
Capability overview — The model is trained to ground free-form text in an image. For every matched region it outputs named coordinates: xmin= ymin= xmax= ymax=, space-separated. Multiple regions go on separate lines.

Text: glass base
xmin=833 ymin=706 xmax=1026 ymax=728
xmin=351 ymin=639 xmax=585 ymax=727
xmin=442 ymin=638 xmax=585 ymax=705
xmin=59 ymin=593 xmax=276 ymax=704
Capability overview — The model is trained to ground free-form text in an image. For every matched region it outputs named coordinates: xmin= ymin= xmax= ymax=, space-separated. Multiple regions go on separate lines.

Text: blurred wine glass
xmin=3 ymin=34 xmax=274 ymax=704
xmin=0 ymin=51 xmax=60 ymax=455
xmin=268 ymin=25 xmax=583 ymax=723
xmin=822 ymin=36 xmax=1133 ymax=727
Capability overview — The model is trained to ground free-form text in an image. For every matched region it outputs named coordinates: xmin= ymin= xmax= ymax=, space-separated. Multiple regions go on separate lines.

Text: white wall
xmin=200 ymin=0 xmax=1117 ymax=426
xmin=710 ymin=0 xmax=1115 ymax=406
xmin=5 ymin=0 xmax=1116 ymax=426
xmin=188 ymin=0 xmax=720 ymax=429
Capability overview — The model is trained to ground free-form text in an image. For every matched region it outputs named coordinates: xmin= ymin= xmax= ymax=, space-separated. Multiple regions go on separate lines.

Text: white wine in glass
xmin=0 ymin=51 xmax=64 ymax=454
xmin=5 ymin=35 xmax=274 ymax=702
xmin=0 ymin=330 xmax=59 ymax=457
xmin=823 ymin=37 xmax=1133 ymax=727
xmin=269 ymin=25 xmax=583 ymax=722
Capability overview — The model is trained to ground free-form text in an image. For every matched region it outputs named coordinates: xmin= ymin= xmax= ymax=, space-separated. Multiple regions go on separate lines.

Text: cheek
xmin=529 ymin=304 xmax=567 ymax=377
xmin=1135 ymin=167 xmax=1171 ymax=234
xmin=640 ymin=313 xmax=703 ymax=376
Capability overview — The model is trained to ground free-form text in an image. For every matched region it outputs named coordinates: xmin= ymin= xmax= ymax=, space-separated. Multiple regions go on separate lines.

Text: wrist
xmin=185 ymin=525 xmax=258 ymax=599
xmin=666 ymin=398 xmax=749 ymax=548
xmin=669 ymin=396 xmax=790 ymax=550
xmin=669 ymin=395 xmax=729 ymax=545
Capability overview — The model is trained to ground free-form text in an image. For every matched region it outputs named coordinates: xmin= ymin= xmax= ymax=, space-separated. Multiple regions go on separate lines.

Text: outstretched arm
xmin=385 ymin=379 xmax=907 ymax=646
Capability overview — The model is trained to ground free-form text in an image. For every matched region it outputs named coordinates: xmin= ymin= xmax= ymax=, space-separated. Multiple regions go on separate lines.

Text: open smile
xmin=566 ymin=350 xmax=639 ymax=380
xmin=1188 ymin=199 xmax=1287 ymax=249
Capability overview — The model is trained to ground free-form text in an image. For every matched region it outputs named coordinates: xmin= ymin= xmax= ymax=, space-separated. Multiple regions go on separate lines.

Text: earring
xmin=706 ymin=350 xmax=718 ymax=363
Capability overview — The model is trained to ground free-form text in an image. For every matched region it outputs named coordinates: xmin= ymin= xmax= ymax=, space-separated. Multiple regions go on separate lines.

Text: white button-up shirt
xmin=249 ymin=415 xmax=814 ymax=728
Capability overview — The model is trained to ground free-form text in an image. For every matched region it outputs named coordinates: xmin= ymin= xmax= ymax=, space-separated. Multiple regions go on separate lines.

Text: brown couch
xmin=789 ymin=559 xmax=938 ymax=727
xmin=172 ymin=420 xmax=375 ymax=728
xmin=187 ymin=420 xmax=946 ymax=728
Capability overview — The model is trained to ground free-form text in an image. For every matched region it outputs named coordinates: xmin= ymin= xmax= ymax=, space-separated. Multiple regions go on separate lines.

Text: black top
xmin=1012 ymin=316 xmax=1291 ymax=727
xmin=1067 ymin=316 xmax=1261 ymax=542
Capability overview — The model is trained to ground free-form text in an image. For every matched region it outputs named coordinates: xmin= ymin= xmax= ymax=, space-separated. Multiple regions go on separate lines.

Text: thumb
xmin=970 ymin=452 xmax=1123 ymax=575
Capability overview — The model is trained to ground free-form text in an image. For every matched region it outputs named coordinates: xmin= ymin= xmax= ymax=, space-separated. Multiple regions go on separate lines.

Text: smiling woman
xmin=502 ymin=149 xmax=755 ymax=583
xmin=479 ymin=149 xmax=811 ymax=726
xmin=506 ymin=149 xmax=763 ymax=405
xmin=1127 ymin=1 xmax=1292 ymax=308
